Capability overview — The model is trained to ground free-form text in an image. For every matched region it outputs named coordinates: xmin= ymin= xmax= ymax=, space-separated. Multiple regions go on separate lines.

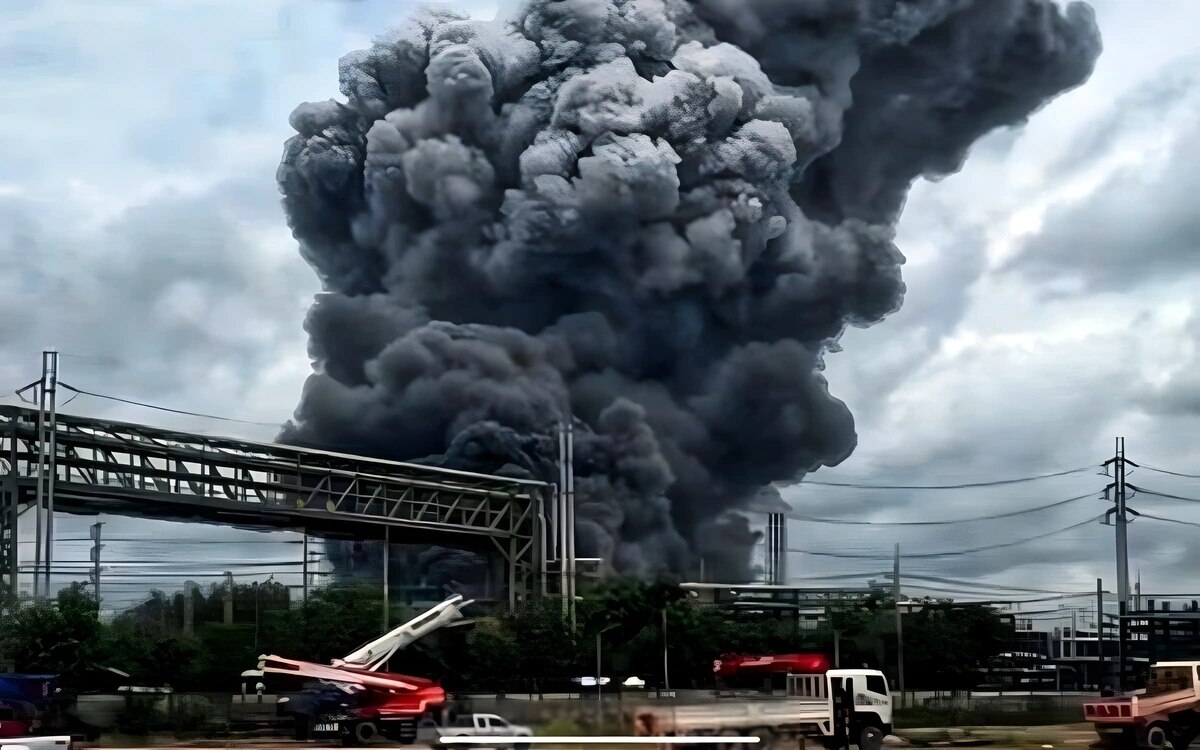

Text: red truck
xmin=1084 ymin=661 xmax=1200 ymax=749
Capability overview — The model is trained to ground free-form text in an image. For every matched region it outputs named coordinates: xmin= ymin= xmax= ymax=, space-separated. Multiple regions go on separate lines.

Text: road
xmin=91 ymin=724 xmax=1106 ymax=750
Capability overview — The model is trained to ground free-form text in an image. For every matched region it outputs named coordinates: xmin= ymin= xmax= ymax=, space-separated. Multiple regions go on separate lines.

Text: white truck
xmin=635 ymin=669 xmax=892 ymax=750
xmin=0 ymin=738 xmax=72 ymax=750
xmin=1084 ymin=661 xmax=1200 ymax=749
xmin=420 ymin=713 xmax=533 ymax=748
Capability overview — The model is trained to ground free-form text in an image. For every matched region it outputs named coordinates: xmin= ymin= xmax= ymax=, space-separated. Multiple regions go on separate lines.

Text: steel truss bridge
xmin=0 ymin=405 xmax=551 ymax=610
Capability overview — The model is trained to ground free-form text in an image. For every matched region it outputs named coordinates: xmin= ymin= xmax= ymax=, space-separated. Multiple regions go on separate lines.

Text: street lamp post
xmin=662 ymin=608 xmax=670 ymax=691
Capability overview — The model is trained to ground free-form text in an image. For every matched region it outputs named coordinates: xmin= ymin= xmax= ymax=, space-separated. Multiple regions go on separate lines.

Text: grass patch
xmin=895 ymin=708 xmax=1080 ymax=728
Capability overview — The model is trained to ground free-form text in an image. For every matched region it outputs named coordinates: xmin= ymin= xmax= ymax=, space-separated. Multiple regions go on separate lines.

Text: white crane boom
xmin=331 ymin=594 xmax=474 ymax=672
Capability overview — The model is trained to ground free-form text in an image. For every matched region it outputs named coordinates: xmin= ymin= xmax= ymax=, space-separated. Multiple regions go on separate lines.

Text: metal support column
xmin=1097 ymin=578 xmax=1106 ymax=687
xmin=566 ymin=420 xmax=576 ymax=631
xmin=508 ymin=536 xmax=517 ymax=611
xmin=302 ymin=533 xmax=309 ymax=606
xmin=2 ymin=417 xmax=18 ymax=606
xmin=382 ymin=526 xmax=390 ymax=630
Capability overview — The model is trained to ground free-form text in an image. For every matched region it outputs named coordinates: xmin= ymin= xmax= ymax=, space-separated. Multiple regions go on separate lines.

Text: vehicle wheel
xmin=858 ymin=725 xmax=885 ymax=750
xmin=1139 ymin=723 xmax=1169 ymax=750
xmin=514 ymin=744 xmax=530 ymax=750
xmin=354 ymin=721 xmax=378 ymax=744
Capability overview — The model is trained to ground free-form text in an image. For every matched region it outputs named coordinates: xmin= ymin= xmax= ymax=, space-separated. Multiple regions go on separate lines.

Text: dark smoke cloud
xmin=279 ymin=0 xmax=1100 ymax=581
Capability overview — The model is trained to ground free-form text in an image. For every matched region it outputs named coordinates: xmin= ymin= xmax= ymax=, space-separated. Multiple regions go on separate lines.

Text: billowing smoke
xmin=279 ymin=0 xmax=1100 ymax=581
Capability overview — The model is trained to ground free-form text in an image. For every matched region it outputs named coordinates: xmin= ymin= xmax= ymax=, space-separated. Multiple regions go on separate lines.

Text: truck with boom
xmin=1084 ymin=661 xmax=1200 ymax=750
xmin=251 ymin=595 xmax=473 ymax=746
xmin=635 ymin=667 xmax=892 ymax=750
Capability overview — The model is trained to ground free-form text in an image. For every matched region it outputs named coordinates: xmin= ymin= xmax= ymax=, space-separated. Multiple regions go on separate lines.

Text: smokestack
xmin=277 ymin=0 xmax=1100 ymax=580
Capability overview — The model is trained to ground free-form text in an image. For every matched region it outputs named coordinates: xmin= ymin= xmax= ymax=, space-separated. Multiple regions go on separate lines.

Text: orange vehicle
xmin=1084 ymin=662 xmax=1200 ymax=749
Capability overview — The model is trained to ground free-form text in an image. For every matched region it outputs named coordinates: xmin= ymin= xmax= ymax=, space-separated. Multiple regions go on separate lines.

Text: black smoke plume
xmin=279 ymin=0 xmax=1100 ymax=582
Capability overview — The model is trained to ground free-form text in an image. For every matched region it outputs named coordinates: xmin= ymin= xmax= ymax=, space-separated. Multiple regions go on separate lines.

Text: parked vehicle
xmin=419 ymin=713 xmax=533 ymax=748
xmin=255 ymin=595 xmax=472 ymax=746
xmin=0 ymin=735 xmax=71 ymax=750
xmin=635 ymin=668 xmax=892 ymax=750
xmin=1084 ymin=661 xmax=1200 ymax=749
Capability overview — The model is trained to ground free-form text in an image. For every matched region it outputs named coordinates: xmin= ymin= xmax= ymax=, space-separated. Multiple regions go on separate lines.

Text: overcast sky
xmin=3 ymin=0 xmax=1199 ymax=618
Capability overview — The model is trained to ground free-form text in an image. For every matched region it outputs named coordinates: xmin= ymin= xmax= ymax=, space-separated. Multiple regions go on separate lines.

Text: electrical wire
xmin=910 ymin=592 xmax=1099 ymax=605
xmin=1138 ymin=512 xmax=1200 ymax=528
xmin=19 ymin=569 xmax=328 ymax=578
xmin=788 ymin=491 xmax=1098 ymax=526
xmin=885 ymin=572 xmax=1103 ymax=595
xmin=790 ymin=513 xmax=1105 ymax=560
xmin=56 ymin=382 xmax=281 ymax=428
xmin=901 ymin=583 xmax=1098 ymax=600
xmin=1141 ymin=464 xmax=1200 ymax=480
xmin=42 ymin=560 xmax=310 ymax=567
xmin=800 ymin=467 xmax=1091 ymax=490
xmin=1129 ymin=486 xmax=1200 ymax=504
xmin=19 ymin=538 xmax=304 ymax=544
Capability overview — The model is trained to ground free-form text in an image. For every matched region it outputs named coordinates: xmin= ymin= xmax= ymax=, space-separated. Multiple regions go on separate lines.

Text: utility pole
xmin=1103 ymin=437 xmax=1138 ymax=689
xmin=16 ymin=351 xmax=60 ymax=599
xmin=44 ymin=351 xmax=58 ymax=599
xmin=89 ymin=522 xmax=104 ymax=609
xmin=894 ymin=543 xmax=905 ymax=707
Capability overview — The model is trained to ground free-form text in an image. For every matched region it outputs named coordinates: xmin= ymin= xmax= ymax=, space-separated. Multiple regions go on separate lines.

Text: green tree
xmin=0 ymin=583 xmax=103 ymax=684
xmin=261 ymin=583 xmax=385 ymax=663
xmin=102 ymin=618 xmax=203 ymax=688
xmin=904 ymin=601 xmax=1012 ymax=689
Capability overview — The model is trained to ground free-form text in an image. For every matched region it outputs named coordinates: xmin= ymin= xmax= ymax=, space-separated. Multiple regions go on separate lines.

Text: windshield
xmin=1146 ymin=666 xmax=1195 ymax=696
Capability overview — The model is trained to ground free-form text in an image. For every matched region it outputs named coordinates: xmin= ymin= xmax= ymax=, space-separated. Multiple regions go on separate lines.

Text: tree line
xmin=0 ymin=580 xmax=1012 ymax=693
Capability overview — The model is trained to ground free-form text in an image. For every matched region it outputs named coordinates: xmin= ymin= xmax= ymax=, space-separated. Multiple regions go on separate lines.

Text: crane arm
xmin=330 ymin=594 xmax=474 ymax=672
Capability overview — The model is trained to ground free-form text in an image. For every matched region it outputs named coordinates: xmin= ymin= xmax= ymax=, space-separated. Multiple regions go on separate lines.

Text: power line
xmin=801 ymin=467 xmax=1091 ymax=490
xmin=790 ymin=513 xmax=1105 ymax=560
xmin=903 ymin=590 xmax=1098 ymax=605
xmin=788 ymin=491 xmax=1098 ymax=526
xmin=1141 ymin=464 xmax=1200 ymax=480
xmin=56 ymin=382 xmax=281 ymax=428
xmin=890 ymin=572 xmax=1102 ymax=595
xmin=1129 ymin=485 xmax=1200 ymax=504
xmin=19 ymin=538 xmax=304 ymax=544
xmin=39 ymin=560 xmax=310 ymax=567
xmin=1139 ymin=512 xmax=1200 ymax=529
xmin=20 ymin=568 xmax=328 ymax=578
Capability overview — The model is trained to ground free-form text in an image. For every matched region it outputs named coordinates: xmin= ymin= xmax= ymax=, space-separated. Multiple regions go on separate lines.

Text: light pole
xmin=595 ymin=623 xmax=619 ymax=730
xmin=662 ymin=608 xmax=670 ymax=691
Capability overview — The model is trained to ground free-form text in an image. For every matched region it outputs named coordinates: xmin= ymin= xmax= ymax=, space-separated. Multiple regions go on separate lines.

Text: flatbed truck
xmin=635 ymin=668 xmax=892 ymax=749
